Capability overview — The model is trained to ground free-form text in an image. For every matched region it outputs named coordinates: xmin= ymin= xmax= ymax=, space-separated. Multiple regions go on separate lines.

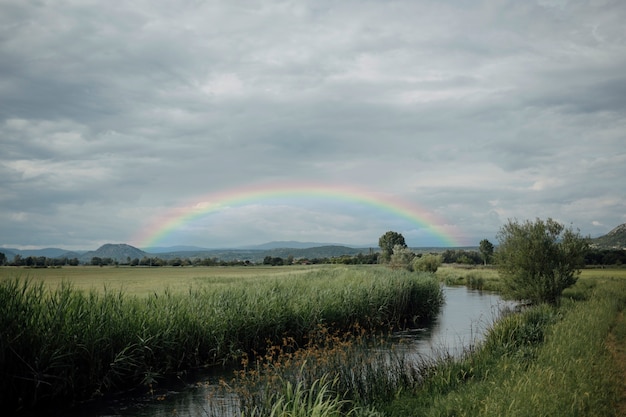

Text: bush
xmin=495 ymin=218 xmax=589 ymax=305
xmin=412 ymin=254 xmax=442 ymax=273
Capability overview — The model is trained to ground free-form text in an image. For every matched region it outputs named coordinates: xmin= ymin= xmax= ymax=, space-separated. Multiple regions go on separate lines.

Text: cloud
xmin=1 ymin=0 xmax=625 ymax=250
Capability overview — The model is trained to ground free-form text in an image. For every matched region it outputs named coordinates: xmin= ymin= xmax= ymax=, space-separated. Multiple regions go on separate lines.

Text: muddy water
xmin=66 ymin=286 xmax=512 ymax=417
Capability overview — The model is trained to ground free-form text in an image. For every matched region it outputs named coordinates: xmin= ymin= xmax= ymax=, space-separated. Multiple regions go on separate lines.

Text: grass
xmin=0 ymin=264 xmax=319 ymax=296
xmin=220 ymin=268 xmax=626 ymax=417
xmin=436 ymin=265 xmax=502 ymax=291
xmin=379 ymin=272 xmax=626 ymax=417
xmin=0 ymin=265 xmax=443 ymax=414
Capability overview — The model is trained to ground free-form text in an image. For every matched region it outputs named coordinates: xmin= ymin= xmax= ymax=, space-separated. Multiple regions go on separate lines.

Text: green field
xmin=0 ymin=264 xmax=443 ymax=415
xmin=0 ymin=264 xmax=324 ymax=295
xmin=2 ymin=265 xmax=625 ymax=416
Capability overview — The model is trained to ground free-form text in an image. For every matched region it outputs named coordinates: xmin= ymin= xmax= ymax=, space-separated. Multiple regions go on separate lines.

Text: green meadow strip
xmin=380 ymin=276 xmax=626 ymax=417
xmin=0 ymin=267 xmax=442 ymax=413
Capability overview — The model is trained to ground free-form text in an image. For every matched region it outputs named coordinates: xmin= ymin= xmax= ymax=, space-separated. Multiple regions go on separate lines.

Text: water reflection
xmin=392 ymin=285 xmax=514 ymax=360
xmin=67 ymin=286 xmax=512 ymax=417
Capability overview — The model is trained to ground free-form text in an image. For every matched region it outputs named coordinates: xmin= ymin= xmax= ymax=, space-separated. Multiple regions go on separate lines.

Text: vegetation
xmin=495 ymin=218 xmax=589 ymax=305
xmin=0 ymin=266 xmax=443 ymax=414
xmin=413 ymin=253 xmax=443 ymax=273
xmin=381 ymin=275 xmax=626 ymax=417
xmin=478 ymin=239 xmax=494 ymax=265
xmin=440 ymin=249 xmax=484 ymax=265
xmin=219 ymin=270 xmax=626 ymax=417
xmin=378 ymin=231 xmax=407 ymax=263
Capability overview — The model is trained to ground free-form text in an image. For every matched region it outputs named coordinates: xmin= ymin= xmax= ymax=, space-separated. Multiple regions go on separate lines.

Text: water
xmin=66 ymin=286 xmax=511 ymax=417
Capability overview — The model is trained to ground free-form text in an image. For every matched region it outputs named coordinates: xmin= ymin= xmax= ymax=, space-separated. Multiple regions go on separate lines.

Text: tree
xmin=413 ymin=253 xmax=443 ymax=273
xmin=378 ymin=231 xmax=407 ymax=262
xmin=389 ymin=245 xmax=415 ymax=270
xmin=479 ymin=239 xmax=494 ymax=265
xmin=495 ymin=218 xmax=589 ymax=305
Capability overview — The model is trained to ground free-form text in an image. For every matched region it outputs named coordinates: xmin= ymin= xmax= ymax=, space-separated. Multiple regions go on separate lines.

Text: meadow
xmin=380 ymin=271 xmax=626 ymax=417
xmin=225 ymin=268 xmax=626 ymax=417
xmin=2 ymin=265 xmax=625 ymax=416
xmin=0 ymin=264 xmax=321 ymax=295
xmin=0 ymin=265 xmax=443 ymax=415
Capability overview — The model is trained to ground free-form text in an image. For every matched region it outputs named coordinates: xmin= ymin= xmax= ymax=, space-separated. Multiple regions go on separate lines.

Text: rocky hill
xmin=591 ymin=223 xmax=626 ymax=249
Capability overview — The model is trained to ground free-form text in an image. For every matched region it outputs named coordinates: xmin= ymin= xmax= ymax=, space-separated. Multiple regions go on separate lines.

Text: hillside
xmin=591 ymin=223 xmax=626 ymax=249
xmin=78 ymin=244 xmax=148 ymax=263
xmin=151 ymin=245 xmax=373 ymax=263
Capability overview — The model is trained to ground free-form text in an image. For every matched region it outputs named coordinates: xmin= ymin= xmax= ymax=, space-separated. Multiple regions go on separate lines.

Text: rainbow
xmin=132 ymin=183 xmax=466 ymax=248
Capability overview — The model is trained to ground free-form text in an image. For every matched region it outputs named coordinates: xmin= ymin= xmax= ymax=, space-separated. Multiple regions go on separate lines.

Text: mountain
xmin=79 ymin=244 xmax=148 ymax=263
xmin=591 ymin=223 xmax=626 ymax=249
xmin=143 ymin=245 xmax=213 ymax=253
xmin=240 ymin=241 xmax=364 ymax=250
xmin=144 ymin=245 xmax=374 ymax=263
xmin=0 ymin=247 xmax=77 ymax=258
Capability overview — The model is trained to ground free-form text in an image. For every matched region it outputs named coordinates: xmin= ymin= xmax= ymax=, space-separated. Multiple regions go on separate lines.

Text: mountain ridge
xmin=591 ymin=223 xmax=626 ymax=249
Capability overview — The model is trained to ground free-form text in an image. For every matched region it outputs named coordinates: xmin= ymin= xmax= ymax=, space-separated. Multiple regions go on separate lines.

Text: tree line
xmin=1 ymin=247 xmax=624 ymax=269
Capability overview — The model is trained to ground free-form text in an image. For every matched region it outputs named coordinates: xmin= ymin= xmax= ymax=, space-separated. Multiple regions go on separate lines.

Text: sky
xmin=1 ymin=0 xmax=625 ymax=251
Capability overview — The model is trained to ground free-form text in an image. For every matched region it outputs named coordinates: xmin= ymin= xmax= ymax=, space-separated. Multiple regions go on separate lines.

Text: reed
xmin=220 ymin=324 xmax=423 ymax=417
xmin=0 ymin=267 xmax=442 ymax=414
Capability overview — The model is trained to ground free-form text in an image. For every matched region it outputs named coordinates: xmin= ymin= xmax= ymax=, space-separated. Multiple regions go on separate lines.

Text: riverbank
xmin=383 ymin=273 xmax=626 ymax=416
xmin=210 ymin=268 xmax=625 ymax=417
xmin=0 ymin=266 xmax=443 ymax=415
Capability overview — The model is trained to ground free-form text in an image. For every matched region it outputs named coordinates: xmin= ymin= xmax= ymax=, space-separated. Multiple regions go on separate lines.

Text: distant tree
xmin=379 ymin=231 xmax=407 ymax=263
xmin=479 ymin=239 xmax=494 ymax=265
xmin=11 ymin=254 xmax=23 ymax=266
xmin=263 ymin=256 xmax=284 ymax=266
xmin=389 ymin=245 xmax=415 ymax=270
xmin=0 ymin=252 xmax=6 ymax=266
xmin=495 ymin=218 xmax=589 ymax=305
xmin=413 ymin=253 xmax=443 ymax=273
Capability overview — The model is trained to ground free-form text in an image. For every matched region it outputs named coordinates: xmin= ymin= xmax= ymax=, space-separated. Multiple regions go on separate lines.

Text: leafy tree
xmin=479 ymin=239 xmax=494 ymax=265
xmin=378 ymin=231 xmax=407 ymax=262
xmin=495 ymin=218 xmax=589 ymax=305
xmin=0 ymin=252 xmax=6 ymax=266
xmin=389 ymin=245 xmax=415 ymax=270
xmin=413 ymin=253 xmax=443 ymax=273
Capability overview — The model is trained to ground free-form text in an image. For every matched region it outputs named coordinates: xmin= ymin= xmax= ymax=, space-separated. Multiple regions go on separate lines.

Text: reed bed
xmin=0 ymin=267 xmax=442 ymax=414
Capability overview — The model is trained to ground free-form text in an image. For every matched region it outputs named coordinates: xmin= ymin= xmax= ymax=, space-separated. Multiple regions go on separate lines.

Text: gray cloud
xmin=1 ymin=0 xmax=625 ymax=250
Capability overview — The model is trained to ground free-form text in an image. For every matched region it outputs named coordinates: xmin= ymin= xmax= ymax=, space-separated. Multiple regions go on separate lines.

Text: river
xmin=65 ymin=286 xmax=512 ymax=417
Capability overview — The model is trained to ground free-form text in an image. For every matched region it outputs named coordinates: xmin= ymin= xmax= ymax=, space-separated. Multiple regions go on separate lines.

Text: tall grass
xmin=0 ymin=267 xmax=442 ymax=414
xmin=382 ymin=276 xmax=626 ymax=417
xmin=436 ymin=266 xmax=501 ymax=291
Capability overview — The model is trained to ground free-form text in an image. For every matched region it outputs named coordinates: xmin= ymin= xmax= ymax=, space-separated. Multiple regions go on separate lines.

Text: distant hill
xmin=591 ymin=223 xmax=626 ymax=249
xmin=240 ymin=241 xmax=367 ymax=250
xmin=79 ymin=244 xmax=148 ymax=263
xmin=0 ymin=247 xmax=77 ymax=259
xmin=149 ymin=245 xmax=373 ymax=263
xmin=143 ymin=245 xmax=214 ymax=253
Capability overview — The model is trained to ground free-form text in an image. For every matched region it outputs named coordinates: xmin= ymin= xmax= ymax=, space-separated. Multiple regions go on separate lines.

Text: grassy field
xmin=0 ymin=264 xmax=322 ymax=295
xmin=2 ymin=265 xmax=625 ymax=416
xmin=379 ymin=273 xmax=626 ymax=417
xmin=210 ymin=267 xmax=626 ymax=417
xmin=0 ymin=265 xmax=443 ymax=415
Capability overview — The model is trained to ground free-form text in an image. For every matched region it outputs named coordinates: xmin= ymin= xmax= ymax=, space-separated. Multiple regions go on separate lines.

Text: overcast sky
xmin=2 ymin=0 xmax=625 ymax=250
